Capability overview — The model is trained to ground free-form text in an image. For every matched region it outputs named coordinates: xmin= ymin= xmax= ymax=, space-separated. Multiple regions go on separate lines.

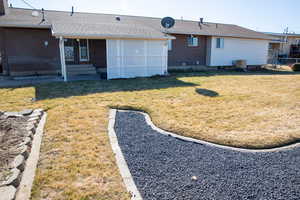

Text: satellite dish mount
xmin=161 ymin=17 xmax=175 ymax=33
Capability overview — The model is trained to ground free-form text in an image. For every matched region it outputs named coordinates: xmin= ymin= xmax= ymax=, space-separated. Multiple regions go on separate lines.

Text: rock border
xmin=117 ymin=109 xmax=300 ymax=153
xmin=108 ymin=109 xmax=142 ymax=200
xmin=114 ymin=110 xmax=300 ymax=200
xmin=15 ymin=111 xmax=47 ymax=200
xmin=0 ymin=109 xmax=47 ymax=200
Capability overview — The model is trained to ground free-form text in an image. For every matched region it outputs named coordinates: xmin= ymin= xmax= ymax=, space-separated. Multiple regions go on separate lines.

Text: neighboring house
xmin=265 ymin=32 xmax=300 ymax=62
xmin=0 ymin=0 xmax=273 ymax=80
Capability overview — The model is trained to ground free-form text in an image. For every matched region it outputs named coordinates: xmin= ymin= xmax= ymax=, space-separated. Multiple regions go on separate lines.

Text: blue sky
xmin=8 ymin=0 xmax=300 ymax=33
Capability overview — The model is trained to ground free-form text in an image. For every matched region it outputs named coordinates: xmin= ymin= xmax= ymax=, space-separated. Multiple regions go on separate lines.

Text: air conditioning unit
xmin=233 ymin=60 xmax=247 ymax=69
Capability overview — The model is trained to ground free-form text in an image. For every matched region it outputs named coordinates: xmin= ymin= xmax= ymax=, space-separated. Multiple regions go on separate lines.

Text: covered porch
xmin=53 ymin=21 xmax=173 ymax=81
xmin=58 ymin=37 xmax=170 ymax=81
xmin=58 ymin=38 xmax=107 ymax=81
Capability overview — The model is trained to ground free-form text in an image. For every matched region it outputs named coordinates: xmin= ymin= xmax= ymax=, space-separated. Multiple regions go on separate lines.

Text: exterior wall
xmin=168 ymin=34 xmax=207 ymax=66
xmin=0 ymin=28 xmax=107 ymax=76
xmin=206 ymin=36 xmax=212 ymax=66
xmin=3 ymin=28 xmax=61 ymax=76
xmin=0 ymin=27 xmax=7 ymax=74
xmin=89 ymin=39 xmax=106 ymax=68
xmin=107 ymin=39 xmax=168 ymax=79
xmin=208 ymin=37 xmax=269 ymax=66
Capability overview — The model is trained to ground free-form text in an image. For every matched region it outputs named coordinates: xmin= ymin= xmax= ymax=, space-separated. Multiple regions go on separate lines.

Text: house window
xmin=187 ymin=36 xmax=198 ymax=47
xmin=79 ymin=39 xmax=89 ymax=61
xmin=168 ymin=40 xmax=172 ymax=51
xmin=216 ymin=38 xmax=224 ymax=48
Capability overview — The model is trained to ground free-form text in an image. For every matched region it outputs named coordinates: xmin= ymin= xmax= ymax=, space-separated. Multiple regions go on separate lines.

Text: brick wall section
xmin=0 ymin=28 xmax=108 ymax=76
xmin=168 ymin=34 xmax=207 ymax=66
xmin=1 ymin=29 xmax=208 ymax=75
xmin=4 ymin=28 xmax=61 ymax=76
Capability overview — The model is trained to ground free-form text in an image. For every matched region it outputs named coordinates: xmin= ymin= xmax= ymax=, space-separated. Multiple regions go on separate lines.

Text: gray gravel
xmin=114 ymin=111 xmax=300 ymax=200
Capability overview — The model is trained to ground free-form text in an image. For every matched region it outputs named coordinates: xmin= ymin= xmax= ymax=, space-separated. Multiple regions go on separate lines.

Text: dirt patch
xmin=0 ymin=113 xmax=29 ymax=182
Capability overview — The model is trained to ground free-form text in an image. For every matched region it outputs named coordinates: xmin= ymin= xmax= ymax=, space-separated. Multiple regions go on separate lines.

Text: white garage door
xmin=106 ymin=39 xmax=168 ymax=79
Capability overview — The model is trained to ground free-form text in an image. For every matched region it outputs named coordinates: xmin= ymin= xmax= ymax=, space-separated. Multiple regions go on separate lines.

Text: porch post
xmin=59 ymin=36 xmax=67 ymax=82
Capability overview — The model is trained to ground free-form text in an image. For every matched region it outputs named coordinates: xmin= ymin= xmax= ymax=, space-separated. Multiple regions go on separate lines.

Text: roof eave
xmin=164 ymin=30 xmax=274 ymax=40
xmin=52 ymin=32 xmax=174 ymax=40
xmin=0 ymin=23 xmax=51 ymax=29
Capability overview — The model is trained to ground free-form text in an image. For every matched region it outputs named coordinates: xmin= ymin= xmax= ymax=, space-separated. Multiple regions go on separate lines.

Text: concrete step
xmin=67 ymin=70 xmax=96 ymax=73
xmin=67 ymin=66 xmax=95 ymax=69
xmin=67 ymin=64 xmax=94 ymax=68
xmin=68 ymin=72 xmax=97 ymax=76
xmin=66 ymin=64 xmax=97 ymax=75
xmin=67 ymin=66 xmax=95 ymax=70
xmin=67 ymin=68 xmax=96 ymax=72
xmin=67 ymin=69 xmax=97 ymax=74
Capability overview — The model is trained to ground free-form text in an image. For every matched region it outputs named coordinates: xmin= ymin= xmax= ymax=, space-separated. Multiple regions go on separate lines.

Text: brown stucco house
xmin=0 ymin=0 xmax=273 ymax=80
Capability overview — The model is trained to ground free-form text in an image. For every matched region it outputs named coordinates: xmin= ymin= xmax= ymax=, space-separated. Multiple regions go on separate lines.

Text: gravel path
xmin=114 ymin=111 xmax=300 ymax=200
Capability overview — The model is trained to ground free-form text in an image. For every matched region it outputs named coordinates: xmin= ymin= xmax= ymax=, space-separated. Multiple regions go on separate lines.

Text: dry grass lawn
xmin=0 ymin=70 xmax=299 ymax=199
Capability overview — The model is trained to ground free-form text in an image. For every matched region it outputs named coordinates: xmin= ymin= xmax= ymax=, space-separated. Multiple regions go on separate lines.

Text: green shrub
xmin=291 ymin=63 xmax=300 ymax=71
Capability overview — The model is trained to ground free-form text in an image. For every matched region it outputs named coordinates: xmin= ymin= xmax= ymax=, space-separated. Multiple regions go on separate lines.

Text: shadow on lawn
xmin=172 ymin=68 xmax=300 ymax=78
xmin=195 ymin=88 xmax=219 ymax=97
xmin=34 ymin=75 xmax=198 ymax=100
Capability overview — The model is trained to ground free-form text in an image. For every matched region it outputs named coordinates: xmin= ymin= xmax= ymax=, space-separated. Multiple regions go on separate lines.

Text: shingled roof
xmin=0 ymin=7 xmax=273 ymax=40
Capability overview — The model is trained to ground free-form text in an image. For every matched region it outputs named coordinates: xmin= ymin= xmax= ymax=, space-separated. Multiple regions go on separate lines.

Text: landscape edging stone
xmin=0 ymin=109 xmax=46 ymax=200
xmin=108 ymin=109 xmax=143 ymax=200
xmin=15 ymin=112 xmax=47 ymax=200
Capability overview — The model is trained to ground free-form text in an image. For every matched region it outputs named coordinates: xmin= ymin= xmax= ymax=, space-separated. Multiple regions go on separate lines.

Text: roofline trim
xmin=0 ymin=23 xmax=51 ymax=29
xmin=52 ymin=32 xmax=175 ymax=40
xmin=210 ymin=35 xmax=275 ymax=41
xmin=166 ymin=32 xmax=274 ymax=40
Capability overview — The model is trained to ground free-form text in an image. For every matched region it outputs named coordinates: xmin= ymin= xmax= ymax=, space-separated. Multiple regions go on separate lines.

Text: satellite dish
xmin=161 ymin=17 xmax=175 ymax=29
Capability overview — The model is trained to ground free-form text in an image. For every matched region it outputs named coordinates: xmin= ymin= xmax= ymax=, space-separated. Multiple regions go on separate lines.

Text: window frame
xmin=216 ymin=37 xmax=224 ymax=49
xmin=79 ymin=39 xmax=90 ymax=62
xmin=187 ymin=36 xmax=198 ymax=47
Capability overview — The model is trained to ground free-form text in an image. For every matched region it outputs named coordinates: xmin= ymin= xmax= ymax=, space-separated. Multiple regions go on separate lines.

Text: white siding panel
xmin=107 ymin=39 xmax=167 ymax=79
xmin=106 ymin=40 xmax=121 ymax=79
xmin=209 ymin=37 xmax=269 ymax=66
